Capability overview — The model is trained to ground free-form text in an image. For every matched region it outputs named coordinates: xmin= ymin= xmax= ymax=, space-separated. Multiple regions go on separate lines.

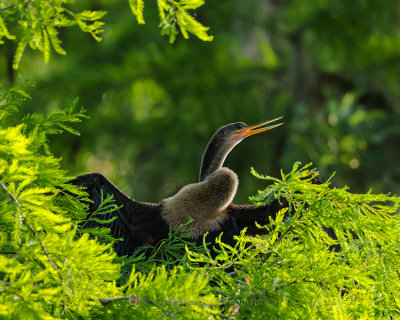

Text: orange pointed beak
xmin=235 ymin=116 xmax=284 ymax=139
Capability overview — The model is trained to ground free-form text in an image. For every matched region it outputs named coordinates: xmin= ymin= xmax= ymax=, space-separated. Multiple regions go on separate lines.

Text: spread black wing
xmin=202 ymin=200 xmax=289 ymax=246
xmin=69 ymin=173 xmax=338 ymax=255
xmin=69 ymin=173 xmax=169 ymax=256
xmin=218 ymin=201 xmax=339 ymax=251
xmin=70 ymin=174 xmax=291 ymax=254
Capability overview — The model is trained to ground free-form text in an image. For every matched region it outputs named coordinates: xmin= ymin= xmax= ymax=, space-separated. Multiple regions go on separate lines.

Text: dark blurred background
xmin=1 ymin=0 xmax=399 ymax=202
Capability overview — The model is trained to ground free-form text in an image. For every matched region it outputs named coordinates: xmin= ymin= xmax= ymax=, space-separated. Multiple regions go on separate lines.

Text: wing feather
xmin=69 ymin=173 xmax=168 ymax=256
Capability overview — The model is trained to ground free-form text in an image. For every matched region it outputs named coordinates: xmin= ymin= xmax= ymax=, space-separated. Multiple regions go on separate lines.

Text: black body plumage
xmin=71 ymin=173 xmax=288 ymax=256
xmin=71 ymin=173 xmax=169 ymax=256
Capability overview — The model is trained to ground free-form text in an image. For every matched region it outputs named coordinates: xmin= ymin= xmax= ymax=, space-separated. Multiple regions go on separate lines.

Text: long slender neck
xmin=199 ymin=136 xmax=240 ymax=181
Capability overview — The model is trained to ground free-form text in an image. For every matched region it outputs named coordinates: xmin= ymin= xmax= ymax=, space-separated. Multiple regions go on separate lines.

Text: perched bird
xmin=70 ymin=118 xmax=286 ymax=256
xmin=162 ymin=118 xmax=283 ymax=238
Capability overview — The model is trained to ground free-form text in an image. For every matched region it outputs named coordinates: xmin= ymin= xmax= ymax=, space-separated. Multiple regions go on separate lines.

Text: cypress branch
xmin=0 ymin=179 xmax=71 ymax=296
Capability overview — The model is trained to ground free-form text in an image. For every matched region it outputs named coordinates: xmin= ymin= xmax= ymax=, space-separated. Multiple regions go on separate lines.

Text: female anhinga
xmin=161 ymin=118 xmax=283 ymax=238
xmin=71 ymin=117 xmax=286 ymax=256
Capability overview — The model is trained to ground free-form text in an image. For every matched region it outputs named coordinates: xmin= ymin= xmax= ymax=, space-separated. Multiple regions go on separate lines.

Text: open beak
xmin=235 ymin=116 xmax=284 ymax=139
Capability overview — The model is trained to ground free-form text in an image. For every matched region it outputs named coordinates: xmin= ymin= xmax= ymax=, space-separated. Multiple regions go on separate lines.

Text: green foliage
xmin=129 ymin=0 xmax=213 ymax=43
xmin=0 ymin=0 xmax=211 ymax=68
xmin=155 ymin=0 xmax=213 ymax=43
xmin=0 ymin=86 xmax=123 ymax=318
xmin=0 ymin=85 xmax=32 ymax=123
xmin=1 ymin=86 xmax=400 ymax=318
xmin=77 ymin=190 xmax=124 ymax=243
xmin=129 ymin=0 xmax=145 ymax=24
xmin=186 ymin=163 xmax=400 ymax=319
xmin=124 ymin=218 xmax=203 ymax=274
xmin=0 ymin=0 xmax=106 ymax=69
xmin=22 ymin=97 xmax=89 ymax=154
xmin=124 ymin=265 xmax=220 ymax=319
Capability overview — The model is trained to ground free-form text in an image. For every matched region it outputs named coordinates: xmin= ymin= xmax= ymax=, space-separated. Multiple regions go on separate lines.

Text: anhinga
xmin=162 ymin=118 xmax=283 ymax=239
xmin=71 ymin=117 xmax=287 ymax=256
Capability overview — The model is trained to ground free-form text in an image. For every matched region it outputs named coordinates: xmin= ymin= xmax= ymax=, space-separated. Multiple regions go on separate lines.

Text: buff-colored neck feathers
xmin=161 ymin=167 xmax=238 ymax=239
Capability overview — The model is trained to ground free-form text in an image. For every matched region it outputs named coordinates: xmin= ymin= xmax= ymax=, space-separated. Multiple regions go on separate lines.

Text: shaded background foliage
xmin=1 ymin=0 xmax=399 ymax=202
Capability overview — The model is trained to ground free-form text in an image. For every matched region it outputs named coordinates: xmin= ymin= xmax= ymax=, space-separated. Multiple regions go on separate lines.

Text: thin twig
xmin=0 ymin=6 xmax=16 ymax=12
xmin=0 ymin=180 xmax=23 ymax=229
xmin=26 ymin=222 xmax=60 ymax=271
xmin=99 ymin=296 xmax=126 ymax=306
xmin=0 ymin=227 xmax=12 ymax=234
xmin=214 ymin=313 xmax=234 ymax=320
xmin=26 ymin=2 xmax=42 ymax=24
xmin=0 ymin=251 xmax=16 ymax=254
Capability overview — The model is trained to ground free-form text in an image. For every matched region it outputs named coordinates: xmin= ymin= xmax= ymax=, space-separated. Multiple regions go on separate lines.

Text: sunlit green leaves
xmin=129 ymin=0 xmax=214 ymax=43
xmin=1 ymin=0 xmax=212 ymax=68
xmin=154 ymin=0 xmax=213 ymax=43
xmin=0 ymin=1 xmax=107 ymax=69
xmin=244 ymin=163 xmax=400 ymax=318
xmin=21 ymin=97 xmax=88 ymax=154
xmin=134 ymin=0 xmax=213 ymax=43
xmin=125 ymin=266 xmax=219 ymax=319
xmin=175 ymin=6 xmax=213 ymax=42
xmin=184 ymin=163 xmax=400 ymax=318
xmin=72 ymin=10 xmax=107 ymax=41
xmin=0 ymin=86 xmax=122 ymax=319
xmin=129 ymin=0 xmax=145 ymax=24
xmin=0 ymin=15 xmax=15 ymax=44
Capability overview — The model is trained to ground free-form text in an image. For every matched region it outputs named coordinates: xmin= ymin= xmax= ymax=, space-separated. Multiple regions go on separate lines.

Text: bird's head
xmin=228 ymin=117 xmax=284 ymax=143
xmin=212 ymin=117 xmax=284 ymax=148
xmin=200 ymin=117 xmax=283 ymax=181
